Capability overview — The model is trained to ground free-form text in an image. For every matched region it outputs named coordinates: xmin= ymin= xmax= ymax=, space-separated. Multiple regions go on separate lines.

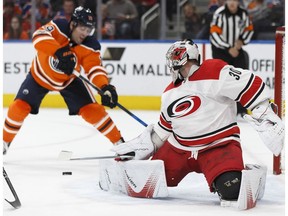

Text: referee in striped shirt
xmin=210 ymin=0 xmax=254 ymax=69
xmin=210 ymin=0 xmax=254 ymax=115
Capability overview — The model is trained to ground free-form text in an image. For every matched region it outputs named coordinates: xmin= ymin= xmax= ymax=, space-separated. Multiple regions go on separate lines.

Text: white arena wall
xmin=3 ymin=41 xmax=275 ymax=110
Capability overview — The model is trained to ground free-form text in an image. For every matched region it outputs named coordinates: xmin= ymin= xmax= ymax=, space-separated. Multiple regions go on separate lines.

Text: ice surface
xmin=2 ymin=108 xmax=285 ymax=216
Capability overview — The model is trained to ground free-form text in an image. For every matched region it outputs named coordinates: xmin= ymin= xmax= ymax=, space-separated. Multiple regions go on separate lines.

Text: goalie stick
xmin=73 ymin=70 xmax=148 ymax=127
xmin=58 ymin=150 xmax=135 ymax=161
xmin=3 ymin=167 xmax=21 ymax=209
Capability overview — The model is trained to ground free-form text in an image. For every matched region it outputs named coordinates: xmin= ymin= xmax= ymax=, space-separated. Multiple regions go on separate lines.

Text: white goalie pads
xmin=99 ymin=160 xmax=168 ymax=198
xmin=221 ymin=164 xmax=267 ymax=210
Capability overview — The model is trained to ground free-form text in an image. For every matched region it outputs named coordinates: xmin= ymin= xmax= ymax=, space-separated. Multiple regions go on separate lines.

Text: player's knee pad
xmin=7 ymin=99 xmax=31 ymax=121
xmin=213 ymin=171 xmax=242 ymax=200
xmin=79 ymin=103 xmax=107 ymax=124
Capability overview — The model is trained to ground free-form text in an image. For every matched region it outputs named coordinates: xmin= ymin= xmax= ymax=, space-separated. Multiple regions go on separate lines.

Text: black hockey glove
xmin=101 ymin=84 xmax=118 ymax=108
xmin=54 ymin=46 xmax=76 ymax=75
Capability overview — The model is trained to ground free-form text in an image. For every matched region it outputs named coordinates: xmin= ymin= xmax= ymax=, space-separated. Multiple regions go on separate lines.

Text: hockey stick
xmin=3 ymin=167 xmax=21 ymax=209
xmin=58 ymin=150 xmax=135 ymax=161
xmin=73 ymin=70 xmax=148 ymax=127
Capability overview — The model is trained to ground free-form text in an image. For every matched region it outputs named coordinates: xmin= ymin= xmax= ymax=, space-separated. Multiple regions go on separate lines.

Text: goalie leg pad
xmin=99 ymin=160 xmax=168 ymax=198
xmin=220 ymin=164 xmax=267 ymax=210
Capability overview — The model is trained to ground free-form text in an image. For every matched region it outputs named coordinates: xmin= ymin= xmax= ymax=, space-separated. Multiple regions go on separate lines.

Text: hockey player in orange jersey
xmin=3 ymin=6 xmax=123 ymax=154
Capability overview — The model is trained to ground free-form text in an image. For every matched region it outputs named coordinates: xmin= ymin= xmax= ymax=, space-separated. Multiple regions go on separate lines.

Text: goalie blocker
xmin=99 ymin=160 xmax=267 ymax=210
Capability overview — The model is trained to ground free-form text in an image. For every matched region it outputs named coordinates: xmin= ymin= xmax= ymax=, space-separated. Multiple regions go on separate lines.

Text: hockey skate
xmin=3 ymin=141 xmax=11 ymax=155
xmin=220 ymin=164 xmax=267 ymax=210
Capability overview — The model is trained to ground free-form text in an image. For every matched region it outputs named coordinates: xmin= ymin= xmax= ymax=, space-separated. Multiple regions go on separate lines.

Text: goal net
xmin=273 ymin=26 xmax=285 ymax=175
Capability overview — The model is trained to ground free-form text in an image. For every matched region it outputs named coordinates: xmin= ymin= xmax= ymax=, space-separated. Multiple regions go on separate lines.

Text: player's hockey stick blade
xmin=5 ymin=198 xmax=21 ymax=209
xmin=3 ymin=167 xmax=21 ymax=209
xmin=58 ymin=150 xmax=135 ymax=161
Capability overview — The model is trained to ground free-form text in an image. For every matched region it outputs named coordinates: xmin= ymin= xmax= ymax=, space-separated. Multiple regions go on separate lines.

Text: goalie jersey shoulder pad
xmin=188 ymin=59 xmax=228 ymax=81
xmin=163 ymin=59 xmax=228 ymax=93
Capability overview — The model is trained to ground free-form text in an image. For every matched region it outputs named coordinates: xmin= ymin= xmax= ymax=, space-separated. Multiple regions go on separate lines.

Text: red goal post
xmin=274 ymin=26 xmax=285 ymax=175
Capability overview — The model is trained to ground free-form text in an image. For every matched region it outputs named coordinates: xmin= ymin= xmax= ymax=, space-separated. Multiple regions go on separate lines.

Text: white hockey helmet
xmin=166 ymin=39 xmax=200 ymax=84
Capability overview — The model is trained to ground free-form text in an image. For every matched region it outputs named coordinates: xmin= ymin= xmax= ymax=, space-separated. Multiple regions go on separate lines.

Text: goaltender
xmin=112 ymin=39 xmax=285 ymax=209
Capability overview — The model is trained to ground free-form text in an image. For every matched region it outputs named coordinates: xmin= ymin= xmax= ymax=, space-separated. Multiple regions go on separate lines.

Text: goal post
xmin=273 ymin=26 xmax=285 ymax=175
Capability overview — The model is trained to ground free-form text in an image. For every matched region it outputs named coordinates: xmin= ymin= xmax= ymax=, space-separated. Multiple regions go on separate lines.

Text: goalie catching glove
xmin=243 ymin=100 xmax=284 ymax=156
xmin=112 ymin=124 xmax=165 ymax=160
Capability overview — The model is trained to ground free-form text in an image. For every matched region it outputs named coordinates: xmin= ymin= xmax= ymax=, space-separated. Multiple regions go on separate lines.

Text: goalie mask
xmin=166 ymin=39 xmax=200 ymax=84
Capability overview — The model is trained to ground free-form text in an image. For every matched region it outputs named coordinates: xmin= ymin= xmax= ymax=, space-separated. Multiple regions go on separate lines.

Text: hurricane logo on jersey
xmin=167 ymin=95 xmax=201 ymax=118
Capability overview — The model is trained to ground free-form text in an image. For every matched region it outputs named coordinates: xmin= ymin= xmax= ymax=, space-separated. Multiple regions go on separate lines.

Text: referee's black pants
xmin=212 ymin=45 xmax=249 ymax=69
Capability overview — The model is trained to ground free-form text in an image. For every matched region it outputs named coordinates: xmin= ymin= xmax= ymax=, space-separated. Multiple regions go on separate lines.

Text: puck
xmin=62 ymin=171 xmax=72 ymax=175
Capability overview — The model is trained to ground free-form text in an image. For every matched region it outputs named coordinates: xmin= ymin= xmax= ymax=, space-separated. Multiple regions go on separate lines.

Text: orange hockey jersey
xmin=31 ymin=19 xmax=108 ymax=91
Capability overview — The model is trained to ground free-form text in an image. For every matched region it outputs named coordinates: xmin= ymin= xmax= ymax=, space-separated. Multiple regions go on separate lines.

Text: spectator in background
xmin=210 ymin=0 xmax=254 ymax=116
xmin=245 ymin=0 xmax=272 ymax=39
xmin=49 ymin=0 xmax=63 ymax=17
xmin=267 ymin=0 xmax=284 ymax=28
xmin=166 ymin=0 xmax=177 ymax=30
xmin=82 ymin=0 xmax=96 ymax=15
xmin=21 ymin=0 xmax=42 ymax=37
xmin=4 ymin=15 xmax=29 ymax=40
xmin=101 ymin=3 xmax=116 ymax=39
xmin=105 ymin=0 xmax=139 ymax=39
xmin=131 ymin=0 xmax=157 ymax=17
xmin=3 ymin=1 xmax=22 ymax=35
xmin=54 ymin=0 xmax=76 ymax=21
xmin=182 ymin=3 xmax=201 ymax=40
xmin=246 ymin=1 xmax=269 ymax=21
xmin=36 ymin=0 xmax=52 ymax=25
xmin=242 ymin=0 xmax=284 ymax=29
xmin=196 ymin=0 xmax=221 ymax=39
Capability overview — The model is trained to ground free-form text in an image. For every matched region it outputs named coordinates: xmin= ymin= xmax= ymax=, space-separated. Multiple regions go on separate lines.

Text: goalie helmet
xmin=166 ymin=39 xmax=200 ymax=84
xmin=71 ymin=6 xmax=96 ymax=35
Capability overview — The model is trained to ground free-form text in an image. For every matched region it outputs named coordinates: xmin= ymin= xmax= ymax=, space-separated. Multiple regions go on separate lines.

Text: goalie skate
xmin=99 ymin=160 xmax=168 ymax=198
xmin=3 ymin=141 xmax=11 ymax=155
xmin=220 ymin=164 xmax=267 ymax=210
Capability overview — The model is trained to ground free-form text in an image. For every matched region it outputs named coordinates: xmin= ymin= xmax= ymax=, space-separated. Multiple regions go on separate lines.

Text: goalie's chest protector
xmin=160 ymin=59 xmax=240 ymax=148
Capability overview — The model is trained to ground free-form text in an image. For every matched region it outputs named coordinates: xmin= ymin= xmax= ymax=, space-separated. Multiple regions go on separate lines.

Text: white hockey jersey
xmin=154 ymin=59 xmax=269 ymax=153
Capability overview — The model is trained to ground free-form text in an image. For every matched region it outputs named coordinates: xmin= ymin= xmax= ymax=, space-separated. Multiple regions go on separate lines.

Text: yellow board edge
xmin=3 ymin=94 xmax=161 ymax=110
